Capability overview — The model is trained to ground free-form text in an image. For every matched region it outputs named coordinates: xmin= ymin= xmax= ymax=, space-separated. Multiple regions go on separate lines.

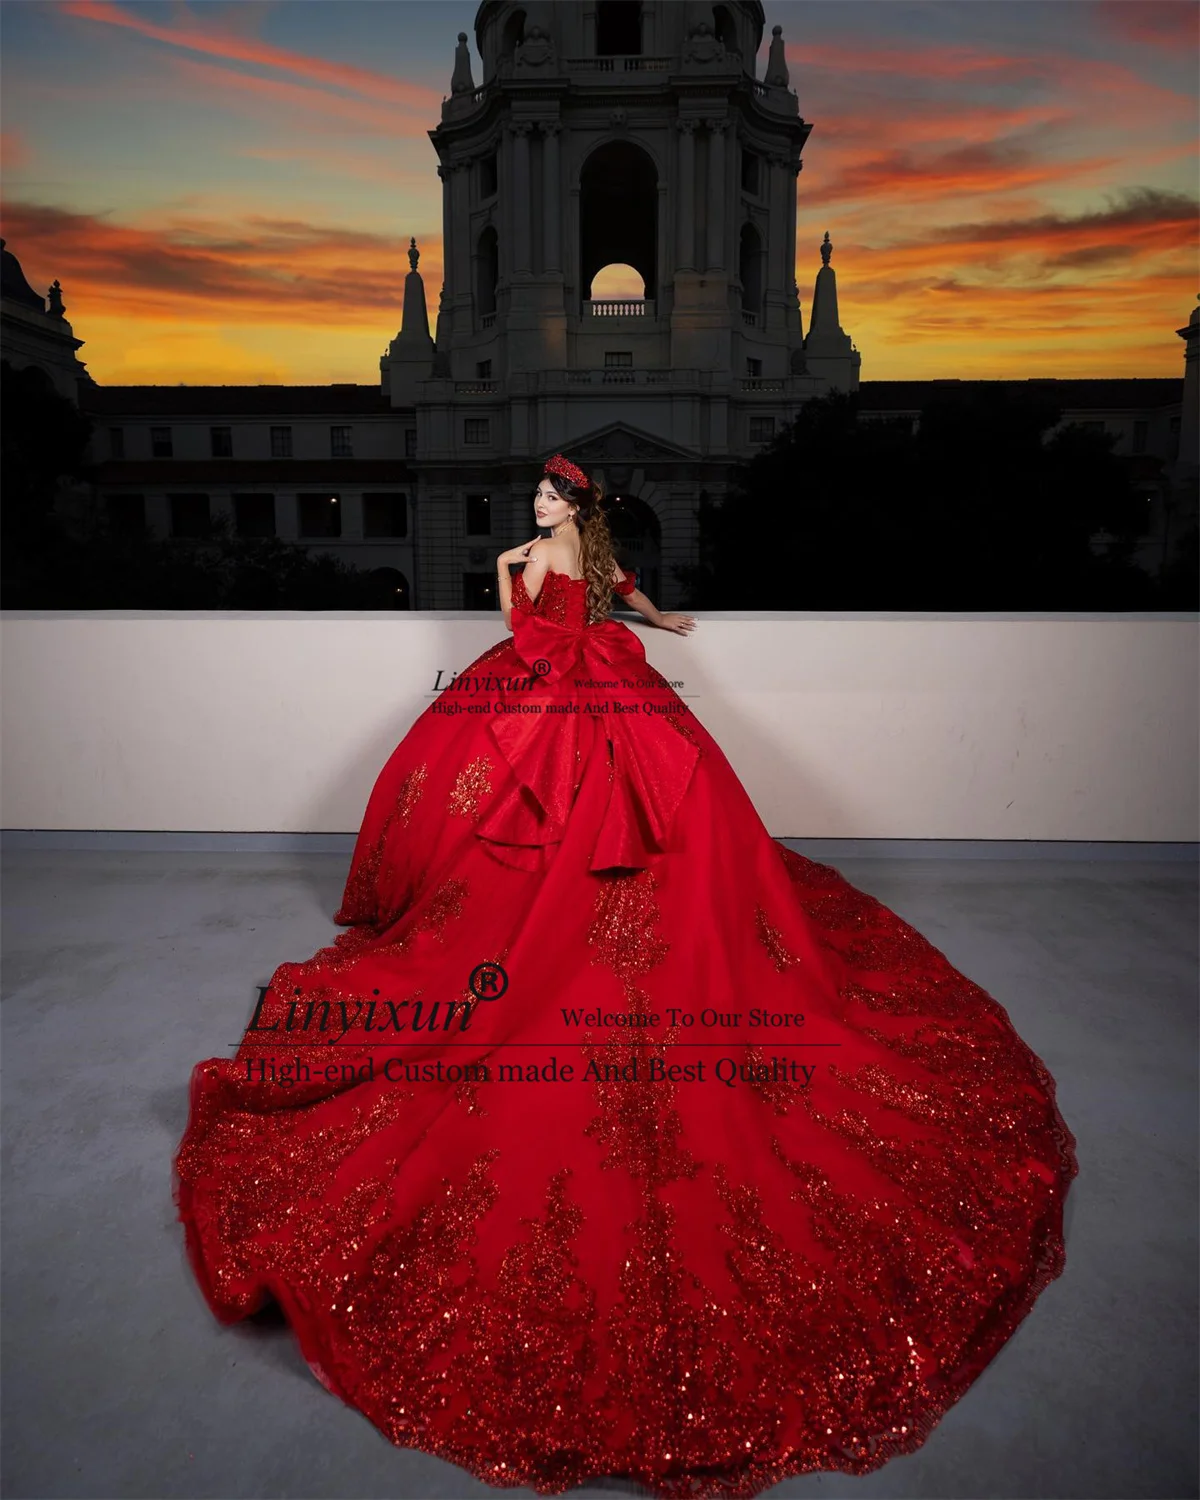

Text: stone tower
xmin=382 ymin=0 xmax=860 ymax=608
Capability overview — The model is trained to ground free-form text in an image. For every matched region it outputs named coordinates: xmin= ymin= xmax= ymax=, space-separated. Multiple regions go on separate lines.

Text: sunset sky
xmin=2 ymin=0 xmax=1196 ymax=384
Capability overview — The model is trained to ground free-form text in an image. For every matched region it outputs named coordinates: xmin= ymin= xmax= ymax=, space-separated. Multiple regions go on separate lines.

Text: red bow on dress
xmin=476 ymin=608 xmax=698 ymax=873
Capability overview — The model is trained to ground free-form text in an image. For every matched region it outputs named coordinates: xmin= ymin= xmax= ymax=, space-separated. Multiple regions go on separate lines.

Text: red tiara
xmin=544 ymin=453 xmax=591 ymax=490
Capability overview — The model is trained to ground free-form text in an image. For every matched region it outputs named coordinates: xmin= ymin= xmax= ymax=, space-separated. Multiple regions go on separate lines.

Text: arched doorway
xmin=365 ymin=567 xmax=410 ymax=610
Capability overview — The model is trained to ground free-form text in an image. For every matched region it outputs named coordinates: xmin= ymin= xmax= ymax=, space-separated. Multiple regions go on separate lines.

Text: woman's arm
xmin=517 ymin=546 xmax=552 ymax=606
xmin=612 ymin=567 xmax=697 ymax=637
xmin=496 ymin=537 xmax=543 ymax=631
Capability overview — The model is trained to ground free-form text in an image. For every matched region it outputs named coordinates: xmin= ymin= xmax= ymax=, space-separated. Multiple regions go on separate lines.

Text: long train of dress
xmin=174 ymin=568 xmax=1078 ymax=1497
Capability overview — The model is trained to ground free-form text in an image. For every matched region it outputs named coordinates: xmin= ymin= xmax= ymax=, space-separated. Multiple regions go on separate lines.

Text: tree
xmin=678 ymin=387 xmax=1184 ymax=609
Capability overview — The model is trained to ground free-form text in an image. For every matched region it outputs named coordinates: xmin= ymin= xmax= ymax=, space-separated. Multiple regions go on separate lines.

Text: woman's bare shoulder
xmin=531 ymin=534 xmax=582 ymax=574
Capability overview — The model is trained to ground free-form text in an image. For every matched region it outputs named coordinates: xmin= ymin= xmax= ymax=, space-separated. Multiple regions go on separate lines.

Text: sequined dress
xmin=173 ymin=567 xmax=1078 ymax=1497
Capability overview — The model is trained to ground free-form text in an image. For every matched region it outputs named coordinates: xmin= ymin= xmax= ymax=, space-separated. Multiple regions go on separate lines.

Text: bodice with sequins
xmin=511 ymin=567 xmax=633 ymax=630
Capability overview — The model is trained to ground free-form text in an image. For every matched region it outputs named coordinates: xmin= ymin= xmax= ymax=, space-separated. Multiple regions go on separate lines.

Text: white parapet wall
xmin=1 ymin=610 xmax=1196 ymax=840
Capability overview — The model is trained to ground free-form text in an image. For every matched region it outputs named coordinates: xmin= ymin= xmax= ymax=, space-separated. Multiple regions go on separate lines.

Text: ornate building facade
xmin=1 ymin=3 xmax=1190 ymax=604
xmin=383 ymin=0 xmax=858 ymax=606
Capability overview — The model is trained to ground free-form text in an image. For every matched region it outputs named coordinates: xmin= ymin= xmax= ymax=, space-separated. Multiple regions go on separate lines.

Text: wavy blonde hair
xmin=539 ymin=467 xmax=618 ymax=624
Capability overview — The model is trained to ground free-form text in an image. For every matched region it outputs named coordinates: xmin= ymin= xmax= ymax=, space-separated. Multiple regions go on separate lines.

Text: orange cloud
xmin=0 ymin=198 xmax=443 ymax=327
xmin=0 ymin=131 xmax=29 ymax=172
xmin=810 ymin=140 xmax=1123 ymax=207
xmin=800 ymin=184 xmax=1196 ymax=377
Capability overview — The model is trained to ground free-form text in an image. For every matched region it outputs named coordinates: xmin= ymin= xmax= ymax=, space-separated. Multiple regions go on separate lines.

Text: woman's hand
xmin=496 ymin=538 xmax=543 ymax=567
xmin=656 ymin=612 xmax=697 ymax=636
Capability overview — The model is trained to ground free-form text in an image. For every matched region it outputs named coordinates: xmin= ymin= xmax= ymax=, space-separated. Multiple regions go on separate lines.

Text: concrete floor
xmin=1 ymin=844 xmax=1196 ymax=1500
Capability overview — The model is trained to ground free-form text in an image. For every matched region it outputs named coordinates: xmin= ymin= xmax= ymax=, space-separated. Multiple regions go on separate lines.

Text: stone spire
xmin=450 ymin=31 xmax=475 ymax=96
xmin=764 ymin=24 xmax=790 ymax=87
xmin=802 ymin=231 xmax=859 ymax=387
xmin=381 ymin=236 xmax=435 ymax=407
xmin=808 ymin=231 xmax=841 ymax=337
xmin=401 ymin=238 xmax=432 ymax=341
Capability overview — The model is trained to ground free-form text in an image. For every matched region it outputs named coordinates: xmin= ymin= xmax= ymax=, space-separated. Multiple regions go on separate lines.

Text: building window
xmin=596 ymin=0 xmax=642 ymax=55
xmin=464 ymin=418 xmax=490 ymax=445
xmin=463 ymin=573 xmax=497 ymax=608
xmin=270 ymin=425 xmax=293 ymax=458
xmin=233 ymin=493 xmax=276 ymax=538
xmin=109 ymin=428 xmax=125 ymax=460
xmin=168 ymin=493 xmax=210 ymax=537
xmin=465 ymin=493 xmax=492 ymax=535
xmin=749 ymin=416 xmax=775 ymax=444
xmin=477 ymin=359 xmax=493 ymax=379
xmin=151 ymin=427 xmax=173 ymax=458
xmin=363 ymin=492 xmax=408 ymax=538
xmin=1132 ymin=420 xmax=1148 ymax=454
xmin=741 ymin=150 xmax=761 ymax=195
xmin=210 ymin=426 xmax=233 ymax=458
xmin=105 ymin=493 xmax=144 ymax=536
xmin=604 ymin=351 xmax=633 ymax=368
xmin=746 ymin=357 xmax=762 ymax=377
xmin=298 ymin=492 xmax=342 ymax=538
xmin=330 ymin=426 xmax=353 ymax=458
xmin=1079 ymin=420 xmax=1105 ymax=434
xmin=479 ymin=152 xmax=498 ymax=199
xmin=405 ymin=428 xmax=417 ymax=458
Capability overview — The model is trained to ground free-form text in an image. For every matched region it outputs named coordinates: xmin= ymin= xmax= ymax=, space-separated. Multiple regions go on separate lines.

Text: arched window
xmin=712 ymin=5 xmax=741 ymax=59
xmin=595 ymin=1 xmax=642 ymax=56
xmin=476 ymin=224 xmax=499 ymax=317
xmin=365 ymin=567 xmax=410 ymax=611
xmin=580 ymin=141 xmax=658 ymax=305
xmin=739 ymin=221 xmax=764 ymax=320
xmin=498 ymin=8 xmax=526 ymax=75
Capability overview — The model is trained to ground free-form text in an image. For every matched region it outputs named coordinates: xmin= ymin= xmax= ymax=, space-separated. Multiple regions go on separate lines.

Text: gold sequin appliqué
xmin=174 ymin=1084 xmax=414 ymax=1310
xmin=374 ymin=876 xmax=471 ymax=959
xmin=741 ymin=1043 xmax=811 ymax=1116
xmin=586 ymin=869 xmax=670 ymax=989
xmin=397 ymin=763 xmax=428 ymax=825
xmin=755 ymin=906 xmax=803 ymax=972
xmin=581 ymin=1028 xmax=701 ymax=1186
xmin=604 ymin=1193 xmax=771 ymax=1480
xmin=447 ymin=756 xmax=495 ymax=820
xmin=334 ymin=764 xmax=428 ymax=926
xmin=451 ymin=1169 xmax=610 ymax=1467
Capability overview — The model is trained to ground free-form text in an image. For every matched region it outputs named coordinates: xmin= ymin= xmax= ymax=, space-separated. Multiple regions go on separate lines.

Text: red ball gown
xmin=174 ymin=568 xmax=1078 ymax=1497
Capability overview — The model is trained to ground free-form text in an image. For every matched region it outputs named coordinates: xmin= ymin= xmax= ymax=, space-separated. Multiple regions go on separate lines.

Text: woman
xmin=174 ymin=452 xmax=1078 ymax=1497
